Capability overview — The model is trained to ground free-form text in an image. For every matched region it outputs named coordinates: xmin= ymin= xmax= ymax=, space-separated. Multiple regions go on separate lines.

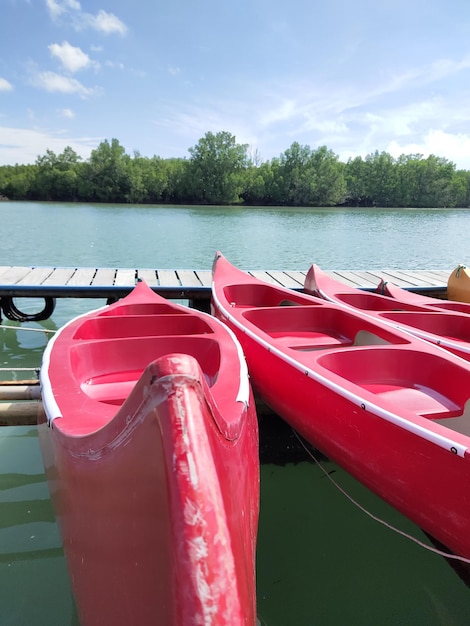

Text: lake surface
xmin=2 ymin=201 xmax=470 ymax=272
xmin=2 ymin=202 xmax=470 ymax=625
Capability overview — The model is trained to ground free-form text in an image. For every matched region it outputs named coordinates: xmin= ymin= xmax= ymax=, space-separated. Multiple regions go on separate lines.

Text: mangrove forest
xmin=1 ymin=131 xmax=470 ymax=208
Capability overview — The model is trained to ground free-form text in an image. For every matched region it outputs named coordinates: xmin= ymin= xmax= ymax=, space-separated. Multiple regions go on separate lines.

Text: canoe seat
xmin=362 ymin=383 xmax=462 ymax=419
xmin=73 ymin=314 xmax=213 ymax=340
xmin=272 ymin=331 xmax=353 ymax=350
xmin=81 ymin=372 xmax=141 ymax=405
xmin=435 ymin=400 xmax=470 ymax=436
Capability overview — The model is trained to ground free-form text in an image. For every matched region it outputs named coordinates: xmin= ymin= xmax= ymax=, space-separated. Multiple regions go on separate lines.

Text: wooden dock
xmin=0 ymin=265 xmax=452 ymax=300
xmin=0 ymin=264 xmax=452 ymax=322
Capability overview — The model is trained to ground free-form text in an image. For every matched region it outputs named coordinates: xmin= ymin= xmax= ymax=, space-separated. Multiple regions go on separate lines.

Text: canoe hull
xmin=39 ymin=283 xmax=259 ymax=626
xmin=212 ymin=252 xmax=470 ymax=561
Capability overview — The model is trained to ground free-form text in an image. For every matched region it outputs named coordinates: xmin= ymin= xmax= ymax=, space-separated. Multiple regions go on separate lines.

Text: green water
xmin=2 ymin=202 xmax=470 ymax=624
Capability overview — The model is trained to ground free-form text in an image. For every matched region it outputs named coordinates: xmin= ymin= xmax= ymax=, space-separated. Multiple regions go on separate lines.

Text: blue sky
xmin=2 ymin=0 xmax=470 ymax=168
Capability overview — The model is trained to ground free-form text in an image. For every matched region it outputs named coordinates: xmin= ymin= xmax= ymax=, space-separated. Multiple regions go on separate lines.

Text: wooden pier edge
xmin=0 ymin=265 xmax=452 ymax=321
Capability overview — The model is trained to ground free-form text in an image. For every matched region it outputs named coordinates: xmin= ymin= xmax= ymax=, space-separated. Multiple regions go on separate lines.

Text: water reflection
xmin=256 ymin=413 xmax=470 ymax=625
xmin=0 ymin=426 xmax=78 ymax=625
xmin=0 ymin=319 xmax=56 ymax=381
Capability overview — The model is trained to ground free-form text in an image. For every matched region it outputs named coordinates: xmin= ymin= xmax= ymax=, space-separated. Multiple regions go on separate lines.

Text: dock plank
xmin=194 ymin=270 xmax=212 ymax=288
xmin=0 ymin=266 xmax=14 ymax=281
xmin=0 ymin=266 xmax=36 ymax=283
xmin=136 ymin=269 xmax=159 ymax=286
xmin=264 ymin=271 xmax=304 ymax=288
xmin=92 ymin=268 xmax=117 ymax=286
xmin=176 ymin=270 xmax=203 ymax=287
xmin=324 ymin=270 xmax=375 ymax=288
xmin=248 ymin=271 xmax=282 ymax=285
xmin=339 ymin=270 xmax=381 ymax=288
xmin=380 ymin=270 xmax=442 ymax=287
xmin=41 ymin=267 xmax=77 ymax=286
xmin=284 ymin=270 xmax=307 ymax=286
xmin=66 ymin=268 xmax=95 ymax=286
xmin=404 ymin=270 xmax=450 ymax=285
xmin=17 ymin=267 xmax=54 ymax=285
xmin=157 ymin=270 xmax=180 ymax=287
xmin=114 ymin=269 xmax=137 ymax=286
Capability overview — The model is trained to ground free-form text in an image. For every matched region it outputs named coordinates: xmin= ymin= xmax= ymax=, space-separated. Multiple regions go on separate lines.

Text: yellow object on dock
xmin=447 ymin=265 xmax=470 ymax=303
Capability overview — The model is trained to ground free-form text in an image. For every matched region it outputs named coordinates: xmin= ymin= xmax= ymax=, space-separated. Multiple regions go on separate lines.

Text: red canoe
xmin=39 ymin=280 xmax=259 ymax=626
xmin=212 ymin=252 xmax=470 ymax=560
xmin=305 ymin=264 xmax=470 ymax=362
xmin=377 ymin=277 xmax=470 ymax=314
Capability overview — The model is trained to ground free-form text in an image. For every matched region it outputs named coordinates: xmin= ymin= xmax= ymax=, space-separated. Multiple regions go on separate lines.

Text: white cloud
xmin=60 ymin=108 xmax=75 ymax=118
xmin=46 ymin=0 xmax=80 ymax=20
xmin=259 ymin=99 xmax=297 ymax=127
xmin=85 ymin=10 xmax=127 ymax=35
xmin=45 ymin=1 xmax=127 ymax=35
xmin=0 ymin=77 xmax=13 ymax=91
xmin=104 ymin=60 xmax=125 ymax=70
xmin=168 ymin=66 xmax=181 ymax=76
xmin=0 ymin=125 xmax=99 ymax=165
xmin=31 ymin=71 xmax=95 ymax=97
xmin=387 ymin=130 xmax=470 ymax=169
xmin=49 ymin=41 xmax=97 ymax=73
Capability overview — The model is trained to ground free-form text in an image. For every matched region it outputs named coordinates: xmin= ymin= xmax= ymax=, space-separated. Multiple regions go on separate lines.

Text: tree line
xmin=1 ymin=131 xmax=470 ymax=207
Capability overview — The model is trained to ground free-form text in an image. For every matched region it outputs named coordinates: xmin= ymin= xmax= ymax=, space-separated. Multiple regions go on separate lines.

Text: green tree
xmin=241 ymin=151 xmax=267 ymax=204
xmin=164 ymin=158 xmax=190 ymax=203
xmin=452 ymin=170 xmax=470 ymax=207
xmin=277 ymin=142 xmax=314 ymax=205
xmin=307 ymin=146 xmax=346 ymax=206
xmin=275 ymin=143 xmax=346 ymax=206
xmin=364 ymin=151 xmax=398 ymax=207
xmin=345 ymin=156 xmax=370 ymax=206
xmin=0 ymin=164 xmax=37 ymax=199
xmin=138 ymin=155 xmax=169 ymax=203
xmin=396 ymin=154 xmax=457 ymax=207
xmin=187 ymin=131 xmax=248 ymax=204
xmin=79 ymin=139 xmax=131 ymax=203
xmin=32 ymin=147 xmax=81 ymax=201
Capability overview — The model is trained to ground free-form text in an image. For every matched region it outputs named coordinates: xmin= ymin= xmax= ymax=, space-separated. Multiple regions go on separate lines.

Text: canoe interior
xmin=335 ymin=291 xmax=425 ymax=311
xmin=431 ymin=301 xmax=470 ymax=313
xmin=223 ymin=283 xmax=315 ymax=308
xmin=242 ymin=306 xmax=407 ymax=350
xmin=223 ymin=283 xmax=470 ymax=431
xmin=99 ymin=301 xmax=189 ymax=316
xmin=73 ymin=336 xmax=221 ymax=405
xmin=73 ymin=312 xmax=214 ymax=340
xmin=317 ymin=348 xmax=470 ymax=421
xmin=378 ymin=310 xmax=470 ymax=342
